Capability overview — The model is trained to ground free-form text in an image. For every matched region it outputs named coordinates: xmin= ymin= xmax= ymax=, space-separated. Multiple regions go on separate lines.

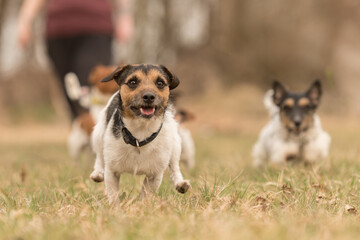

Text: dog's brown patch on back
xmin=89 ymin=65 xmax=119 ymax=94
xmin=298 ymin=97 xmax=310 ymax=107
xmin=78 ymin=112 xmax=95 ymax=136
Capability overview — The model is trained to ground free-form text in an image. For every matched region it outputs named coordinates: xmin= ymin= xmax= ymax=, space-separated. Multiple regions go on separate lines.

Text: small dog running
xmin=90 ymin=64 xmax=190 ymax=203
xmin=67 ymin=65 xmax=196 ymax=168
xmin=252 ymin=80 xmax=331 ymax=166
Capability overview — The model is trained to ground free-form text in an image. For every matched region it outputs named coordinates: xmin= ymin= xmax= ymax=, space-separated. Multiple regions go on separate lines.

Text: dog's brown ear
xmin=272 ymin=80 xmax=287 ymax=106
xmin=101 ymin=65 xmax=131 ymax=86
xmin=306 ymin=79 xmax=322 ymax=105
xmin=159 ymin=65 xmax=180 ymax=90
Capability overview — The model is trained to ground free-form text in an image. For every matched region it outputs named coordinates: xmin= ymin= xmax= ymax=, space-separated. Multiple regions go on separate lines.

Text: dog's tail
xmin=64 ymin=72 xmax=91 ymax=109
xmin=264 ymin=89 xmax=279 ymax=116
xmin=175 ymin=109 xmax=195 ymax=124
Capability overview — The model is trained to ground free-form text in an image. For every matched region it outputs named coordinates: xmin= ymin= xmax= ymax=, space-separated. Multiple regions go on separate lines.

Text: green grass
xmin=0 ymin=127 xmax=360 ymax=240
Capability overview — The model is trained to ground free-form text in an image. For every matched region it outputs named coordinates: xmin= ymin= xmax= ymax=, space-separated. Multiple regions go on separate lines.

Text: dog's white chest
xmin=104 ymin=131 xmax=173 ymax=176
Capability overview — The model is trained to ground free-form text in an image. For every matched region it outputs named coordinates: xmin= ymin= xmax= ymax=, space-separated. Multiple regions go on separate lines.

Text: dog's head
xmin=272 ymin=80 xmax=322 ymax=135
xmin=101 ymin=64 xmax=180 ymax=119
xmin=89 ymin=65 xmax=119 ymax=94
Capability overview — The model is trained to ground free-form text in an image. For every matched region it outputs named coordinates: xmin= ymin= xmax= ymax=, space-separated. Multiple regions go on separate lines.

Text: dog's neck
xmin=122 ymin=113 xmax=165 ymax=141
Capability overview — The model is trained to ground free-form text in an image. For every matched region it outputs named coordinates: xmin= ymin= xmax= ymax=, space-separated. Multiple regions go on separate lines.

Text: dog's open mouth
xmin=288 ymin=126 xmax=308 ymax=135
xmin=288 ymin=128 xmax=301 ymax=135
xmin=293 ymin=127 xmax=301 ymax=135
xmin=140 ymin=107 xmax=155 ymax=116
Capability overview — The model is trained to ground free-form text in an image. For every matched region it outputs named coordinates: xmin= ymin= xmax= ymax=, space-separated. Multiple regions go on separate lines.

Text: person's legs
xmin=72 ymin=35 xmax=112 ymax=86
xmin=47 ymin=38 xmax=85 ymax=119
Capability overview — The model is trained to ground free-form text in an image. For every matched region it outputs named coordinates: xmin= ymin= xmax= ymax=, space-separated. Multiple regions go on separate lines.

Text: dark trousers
xmin=47 ymin=34 xmax=112 ymax=119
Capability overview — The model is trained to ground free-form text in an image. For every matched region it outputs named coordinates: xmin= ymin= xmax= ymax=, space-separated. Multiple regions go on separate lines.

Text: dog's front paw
xmin=176 ymin=180 xmax=191 ymax=194
xmin=90 ymin=170 xmax=104 ymax=182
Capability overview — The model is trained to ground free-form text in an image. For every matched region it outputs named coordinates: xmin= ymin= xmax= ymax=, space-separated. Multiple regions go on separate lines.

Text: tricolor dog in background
xmin=90 ymin=64 xmax=190 ymax=203
xmin=252 ymin=80 xmax=331 ymax=166
xmin=65 ymin=65 xmax=118 ymax=159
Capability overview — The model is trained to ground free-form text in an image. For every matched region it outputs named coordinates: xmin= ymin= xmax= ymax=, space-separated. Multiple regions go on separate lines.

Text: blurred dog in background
xmin=66 ymin=65 xmax=118 ymax=159
xmin=252 ymin=80 xmax=331 ymax=166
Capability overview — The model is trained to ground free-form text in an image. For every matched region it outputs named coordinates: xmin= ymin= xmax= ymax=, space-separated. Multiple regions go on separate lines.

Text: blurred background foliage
xmin=1 ymin=0 xmax=360 ymax=122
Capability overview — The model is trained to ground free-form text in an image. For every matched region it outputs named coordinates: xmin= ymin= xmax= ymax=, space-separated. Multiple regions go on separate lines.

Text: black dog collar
xmin=119 ymin=117 xmax=163 ymax=148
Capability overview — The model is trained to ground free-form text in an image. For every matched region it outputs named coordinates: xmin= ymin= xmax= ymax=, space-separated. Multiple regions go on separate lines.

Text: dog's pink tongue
xmin=141 ymin=107 xmax=155 ymax=115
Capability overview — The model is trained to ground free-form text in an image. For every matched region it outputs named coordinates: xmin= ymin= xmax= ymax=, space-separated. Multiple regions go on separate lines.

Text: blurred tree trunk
xmin=129 ymin=0 xmax=168 ymax=63
xmin=0 ymin=0 xmax=8 ymax=31
xmin=206 ymin=0 xmax=348 ymax=87
xmin=0 ymin=0 xmax=9 ymax=71
xmin=125 ymin=0 xmax=211 ymax=65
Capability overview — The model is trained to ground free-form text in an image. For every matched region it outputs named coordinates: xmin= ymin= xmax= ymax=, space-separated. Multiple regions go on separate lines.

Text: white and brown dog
xmin=90 ymin=64 xmax=191 ymax=203
xmin=67 ymin=66 xmax=196 ymax=168
xmin=252 ymin=80 xmax=331 ymax=166
xmin=66 ymin=65 xmax=119 ymax=159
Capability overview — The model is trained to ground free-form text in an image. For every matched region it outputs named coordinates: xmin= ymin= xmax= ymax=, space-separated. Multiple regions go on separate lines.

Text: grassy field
xmin=0 ymin=87 xmax=360 ymax=240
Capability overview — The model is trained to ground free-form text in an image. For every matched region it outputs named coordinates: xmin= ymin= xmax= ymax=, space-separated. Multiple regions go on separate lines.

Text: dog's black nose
xmin=142 ymin=93 xmax=155 ymax=103
xmin=294 ymin=120 xmax=302 ymax=127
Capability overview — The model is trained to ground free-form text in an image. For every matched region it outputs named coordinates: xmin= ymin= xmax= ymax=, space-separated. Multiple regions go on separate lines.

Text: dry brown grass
xmin=0 ymin=85 xmax=360 ymax=240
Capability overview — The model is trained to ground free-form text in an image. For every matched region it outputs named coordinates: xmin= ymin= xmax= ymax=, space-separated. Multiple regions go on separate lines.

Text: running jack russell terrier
xmin=90 ymin=64 xmax=191 ymax=203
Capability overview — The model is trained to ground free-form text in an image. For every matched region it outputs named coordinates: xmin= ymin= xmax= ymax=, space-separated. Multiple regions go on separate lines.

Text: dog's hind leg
xmin=140 ymin=174 xmax=164 ymax=199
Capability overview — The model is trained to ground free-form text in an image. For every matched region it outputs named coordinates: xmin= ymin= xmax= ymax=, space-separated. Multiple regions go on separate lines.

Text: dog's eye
xmin=129 ymin=80 xmax=137 ymax=86
xmin=127 ymin=77 xmax=139 ymax=88
xmin=283 ymin=105 xmax=292 ymax=112
xmin=156 ymin=79 xmax=166 ymax=89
